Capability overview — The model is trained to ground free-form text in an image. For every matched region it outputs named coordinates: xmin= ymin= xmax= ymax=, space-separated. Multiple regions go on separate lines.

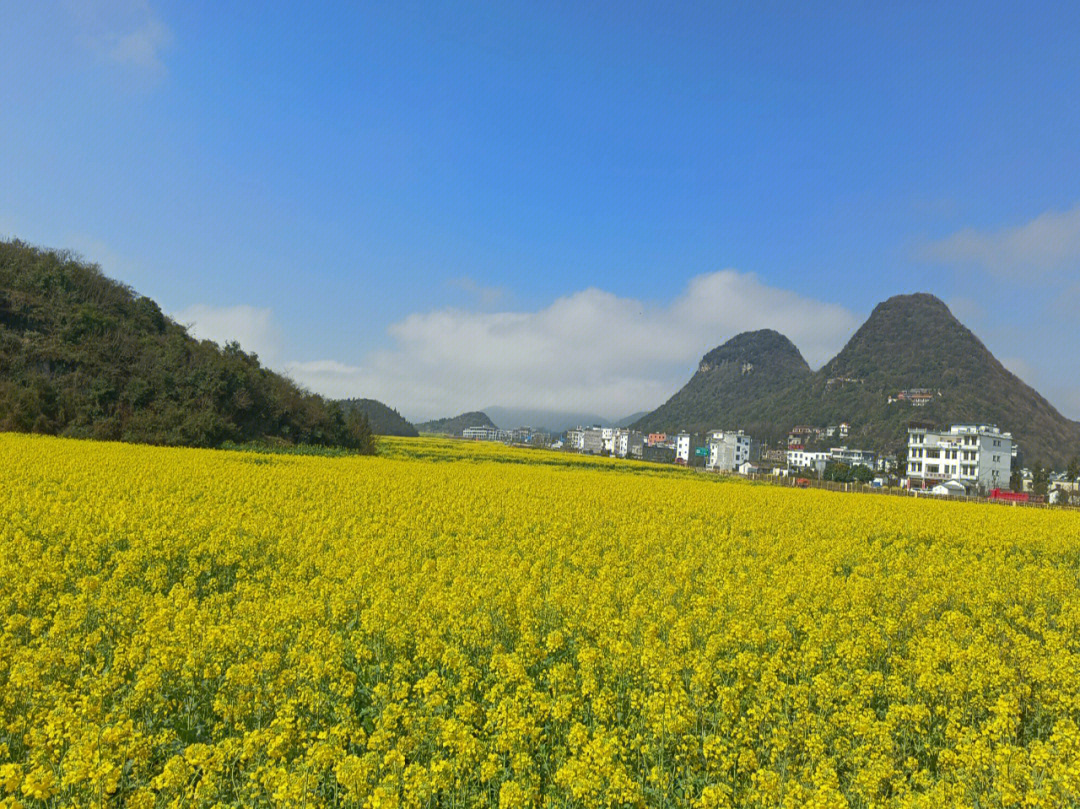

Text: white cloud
xmin=447 ymin=277 xmax=507 ymax=307
xmin=922 ymin=203 xmax=1080 ymax=277
xmin=107 ymin=15 xmax=171 ymax=71
xmin=172 ymin=304 xmax=282 ymax=364
xmin=285 ymin=270 xmax=861 ymax=421
xmin=68 ymin=0 xmax=172 ymax=75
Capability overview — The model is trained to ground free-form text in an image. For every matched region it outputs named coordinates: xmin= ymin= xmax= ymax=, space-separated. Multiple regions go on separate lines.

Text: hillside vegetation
xmin=807 ymin=294 xmax=1080 ymax=463
xmin=337 ymin=398 xmax=418 ymax=437
xmin=633 ymin=329 xmax=812 ymax=441
xmin=0 ymin=240 xmax=373 ymax=451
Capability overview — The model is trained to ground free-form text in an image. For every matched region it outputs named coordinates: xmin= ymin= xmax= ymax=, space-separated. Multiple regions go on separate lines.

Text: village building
xmin=706 ymin=430 xmax=760 ymax=472
xmin=906 ymin=423 xmax=1013 ymax=492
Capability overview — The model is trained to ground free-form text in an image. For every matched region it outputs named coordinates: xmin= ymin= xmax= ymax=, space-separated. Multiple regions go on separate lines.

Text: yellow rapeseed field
xmin=2 ymin=433 xmax=1080 ymax=808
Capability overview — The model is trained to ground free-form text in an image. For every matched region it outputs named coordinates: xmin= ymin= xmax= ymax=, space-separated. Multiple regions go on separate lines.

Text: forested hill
xmin=634 ymin=294 xmax=1080 ymax=467
xmin=0 ymin=240 xmax=372 ymax=450
xmin=416 ymin=411 xmax=496 ymax=435
xmin=802 ymin=293 xmax=1080 ymax=467
xmin=631 ymin=329 xmax=813 ymax=441
xmin=337 ymin=398 xmax=418 ymax=436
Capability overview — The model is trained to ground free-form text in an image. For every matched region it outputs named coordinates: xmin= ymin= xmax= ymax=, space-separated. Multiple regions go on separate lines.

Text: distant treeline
xmin=337 ymin=398 xmax=419 ymax=437
xmin=0 ymin=240 xmax=374 ymax=452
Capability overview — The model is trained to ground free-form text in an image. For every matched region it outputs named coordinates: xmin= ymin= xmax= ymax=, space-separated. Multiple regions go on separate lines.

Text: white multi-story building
xmin=675 ymin=433 xmax=692 ymax=464
xmin=786 ymin=446 xmax=873 ymax=471
xmin=829 ymin=446 xmax=875 ymax=468
xmin=707 ymin=430 xmax=758 ymax=472
xmin=465 ymin=426 xmax=514 ymax=442
xmin=463 ymin=426 xmax=509 ymax=441
xmin=565 ymin=429 xmax=585 ymax=451
xmin=906 ymin=423 xmax=1014 ymax=491
xmin=581 ymin=427 xmax=605 ymax=455
xmin=876 ymin=454 xmax=898 ymax=473
xmin=613 ymin=429 xmax=645 ymax=459
xmin=787 ymin=448 xmax=831 ymax=470
xmin=601 ymin=427 xmax=616 ymax=455
xmin=510 ymin=427 xmax=535 ymax=444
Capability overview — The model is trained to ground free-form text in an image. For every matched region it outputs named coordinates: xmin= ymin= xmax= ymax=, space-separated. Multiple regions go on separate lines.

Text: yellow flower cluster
xmin=2 ymin=433 xmax=1080 ymax=808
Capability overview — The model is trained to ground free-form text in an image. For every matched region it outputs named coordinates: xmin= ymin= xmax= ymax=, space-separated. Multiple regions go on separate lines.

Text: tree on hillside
xmin=337 ymin=398 xmax=418 ymax=437
xmin=1032 ymin=463 xmax=1049 ymax=498
xmin=1067 ymin=457 xmax=1080 ymax=506
xmin=346 ymin=410 xmax=377 ymax=455
xmin=1009 ymin=469 xmax=1024 ymax=493
xmin=851 ymin=465 xmax=874 ymax=484
xmin=823 ymin=462 xmax=852 ymax=483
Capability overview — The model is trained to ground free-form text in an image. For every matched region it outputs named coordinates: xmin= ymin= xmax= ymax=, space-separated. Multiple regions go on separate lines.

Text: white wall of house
xmin=463 ymin=426 xmax=502 ymax=441
xmin=907 ymin=424 xmax=1013 ymax=491
xmin=786 ymin=449 xmax=830 ymax=469
xmin=707 ymin=431 xmax=755 ymax=471
xmin=566 ymin=429 xmax=585 ymax=451
xmin=612 ymin=430 xmax=645 ymax=458
xmin=975 ymin=430 xmax=1012 ymax=490
xmin=828 ymin=446 xmax=875 ymax=467
xmin=581 ymin=427 xmax=605 ymax=454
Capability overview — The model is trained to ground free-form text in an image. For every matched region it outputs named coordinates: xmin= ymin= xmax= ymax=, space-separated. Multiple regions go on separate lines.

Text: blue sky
xmin=3 ymin=1 xmax=1080 ymax=420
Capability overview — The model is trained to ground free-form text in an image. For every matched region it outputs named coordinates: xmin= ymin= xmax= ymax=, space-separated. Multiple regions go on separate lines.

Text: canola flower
xmin=2 ymin=432 xmax=1080 ymax=808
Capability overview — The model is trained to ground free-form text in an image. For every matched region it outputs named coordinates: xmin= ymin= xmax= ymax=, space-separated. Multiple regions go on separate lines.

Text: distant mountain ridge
xmin=614 ymin=410 xmax=651 ymax=428
xmin=634 ymin=294 xmax=1080 ymax=467
xmin=416 ymin=410 xmax=496 ymax=435
xmin=482 ymin=406 xmax=611 ymax=433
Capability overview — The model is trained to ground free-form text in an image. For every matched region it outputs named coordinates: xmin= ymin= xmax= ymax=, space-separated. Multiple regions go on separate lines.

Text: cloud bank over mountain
xmin=922 ymin=203 xmax=1080 ymax=278
xmin=275 ymin=270 xmax=860 ymax=421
